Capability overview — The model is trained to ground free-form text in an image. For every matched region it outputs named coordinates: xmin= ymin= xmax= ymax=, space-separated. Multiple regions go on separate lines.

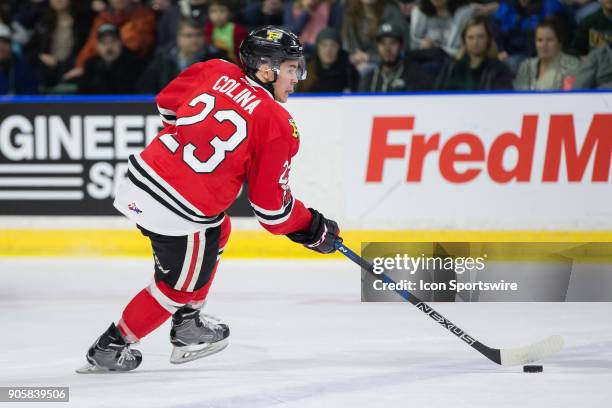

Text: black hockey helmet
xmin=239 ymin=26 xmax=307 ymax=81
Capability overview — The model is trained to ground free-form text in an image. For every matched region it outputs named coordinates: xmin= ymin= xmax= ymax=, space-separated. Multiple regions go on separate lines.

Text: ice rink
xmin=1 ymin=257 xmax=611 ymax=408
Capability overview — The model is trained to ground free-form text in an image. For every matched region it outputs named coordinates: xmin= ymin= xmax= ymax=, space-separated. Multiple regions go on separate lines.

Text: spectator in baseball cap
xmin=342 ymin=0 xmax=408 ymax=75
xmin=66 ymin=0 xmax=156 ymax=80
xmin=359 ymin=23 xmax=433 ymax=92
xmin=78 ymin=23 xmax=143 ymax=93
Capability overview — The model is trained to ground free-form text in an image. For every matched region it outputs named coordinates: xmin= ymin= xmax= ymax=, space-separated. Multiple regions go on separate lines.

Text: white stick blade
xmin=500 ymin=335 xmax=564 ymax=366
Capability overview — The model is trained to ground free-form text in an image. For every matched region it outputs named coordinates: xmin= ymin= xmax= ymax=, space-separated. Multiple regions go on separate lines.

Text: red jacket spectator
xmin=75 ymin=2 xmax=156 ymax=68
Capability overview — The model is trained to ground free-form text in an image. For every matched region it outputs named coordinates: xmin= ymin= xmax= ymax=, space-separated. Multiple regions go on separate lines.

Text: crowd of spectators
xmin=0 ymin=0 xmax=610 ymax=95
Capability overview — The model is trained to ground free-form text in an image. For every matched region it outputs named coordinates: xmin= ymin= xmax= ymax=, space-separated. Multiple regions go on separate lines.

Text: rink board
xmin=1 ymin=92 xmax=611 ymax=257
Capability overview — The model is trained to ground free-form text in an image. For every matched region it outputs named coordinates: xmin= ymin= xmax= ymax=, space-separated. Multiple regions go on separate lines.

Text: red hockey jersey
xmin=114 ymin=59 xmax=312 ymax=236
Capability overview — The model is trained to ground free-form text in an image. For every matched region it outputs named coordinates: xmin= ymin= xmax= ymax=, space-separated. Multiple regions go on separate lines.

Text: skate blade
xmin=170 ymin=338 xmax=229 ymax=364
xmin=75 ymin=363 xmax=108 ymax=374
xmin=75 ymin=363 xmax=133 ymax=374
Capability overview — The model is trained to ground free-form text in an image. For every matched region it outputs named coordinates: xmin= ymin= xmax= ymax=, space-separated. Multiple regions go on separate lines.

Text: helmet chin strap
xmin=248 ymin=67 xmax=277 ymax=97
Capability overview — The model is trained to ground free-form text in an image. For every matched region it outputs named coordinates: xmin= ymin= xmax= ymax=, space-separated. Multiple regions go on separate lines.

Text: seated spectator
xmin=79 ymin=24 xmax=143 ymax=94
xmin=298 ymin=27 xmax=359 ymax=93
xmin=138 ymin=18 xmax=226 ymax=93
xmin=27 ymin=0 xmax=93 ymax=90
xmin=204 ymin=0 xmax=247 ymax=62
xmin=342 ymin=0 xmax=408 ymax=74
xmin=360 ymin=23 xmax=433 ymax=92
xmin=156 ymin=0 xmax=209 ymax=51
xmin=0 ymin=24 xmax=39 ymax=94
xmin=492 ymin=0 xmax=570 ymax=72
xmin=410 ymin=0 xmax=476 ymax=57
xmin=66 ymin=0 xmax=156 ymax=80
xmin=573 ymin=39 xmax=612 ymax=88
xmin=283 ymin=0 xmax=343 ymax=54
xmin=570 ymin=0 xmax=612 ymax=55
xmin=514 ymin=19 xmax=579 ymax=89
xmin=435 ymin=15 xmax=514 ymax=90
xmin=241 ymin=0 xmax=284 ymax=29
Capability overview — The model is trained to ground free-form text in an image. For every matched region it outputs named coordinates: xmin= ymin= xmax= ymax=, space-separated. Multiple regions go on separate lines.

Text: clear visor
xmin=270 ymin=56 xmax=307 ymax=81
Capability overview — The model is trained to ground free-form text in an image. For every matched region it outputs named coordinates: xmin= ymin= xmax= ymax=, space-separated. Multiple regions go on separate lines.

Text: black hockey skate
xmin=76 ymin=323 xmax=142 ymax=374
xmin=169 ymin=306 xmax=229 ymax=364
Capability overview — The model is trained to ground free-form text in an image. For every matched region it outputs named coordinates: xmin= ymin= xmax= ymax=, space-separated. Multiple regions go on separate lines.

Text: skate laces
xmin=117 ymin=347 xmax=136 ymax=366
xmin=199 ymin=314 xmax=222 ymax=333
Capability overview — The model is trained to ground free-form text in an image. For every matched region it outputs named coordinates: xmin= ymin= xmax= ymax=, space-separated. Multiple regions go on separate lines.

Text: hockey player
xmin=78 ymin=26 xmax=341 ymax=373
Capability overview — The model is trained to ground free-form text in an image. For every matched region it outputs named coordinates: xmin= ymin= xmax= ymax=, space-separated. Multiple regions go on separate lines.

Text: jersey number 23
xmin=160 ymin=92 xmax=247 ymax=173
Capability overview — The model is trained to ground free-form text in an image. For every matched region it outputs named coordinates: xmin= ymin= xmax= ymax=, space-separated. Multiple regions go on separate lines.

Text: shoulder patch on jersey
xmin=288 ymin=118 xmax=300 ymax=139
xmin=267 ymin=30 xmax=283 ymax=42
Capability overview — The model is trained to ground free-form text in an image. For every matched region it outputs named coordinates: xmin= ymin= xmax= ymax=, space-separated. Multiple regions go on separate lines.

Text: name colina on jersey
xmin=212 ymin=75 xmax=262 ymax=115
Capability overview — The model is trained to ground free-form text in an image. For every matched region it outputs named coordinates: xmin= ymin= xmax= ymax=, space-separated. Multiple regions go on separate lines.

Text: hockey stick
xmin=335 ymin=240 xmax=564 ymax=366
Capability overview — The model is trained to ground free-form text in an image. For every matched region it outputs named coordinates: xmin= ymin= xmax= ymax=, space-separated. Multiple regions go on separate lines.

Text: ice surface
xmin=0 ymin=258 xmax=611 ymax=408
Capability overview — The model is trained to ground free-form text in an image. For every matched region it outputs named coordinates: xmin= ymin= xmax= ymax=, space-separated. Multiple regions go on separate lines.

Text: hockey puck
xmin=523 ymin=365 xmax=543 ymax=373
